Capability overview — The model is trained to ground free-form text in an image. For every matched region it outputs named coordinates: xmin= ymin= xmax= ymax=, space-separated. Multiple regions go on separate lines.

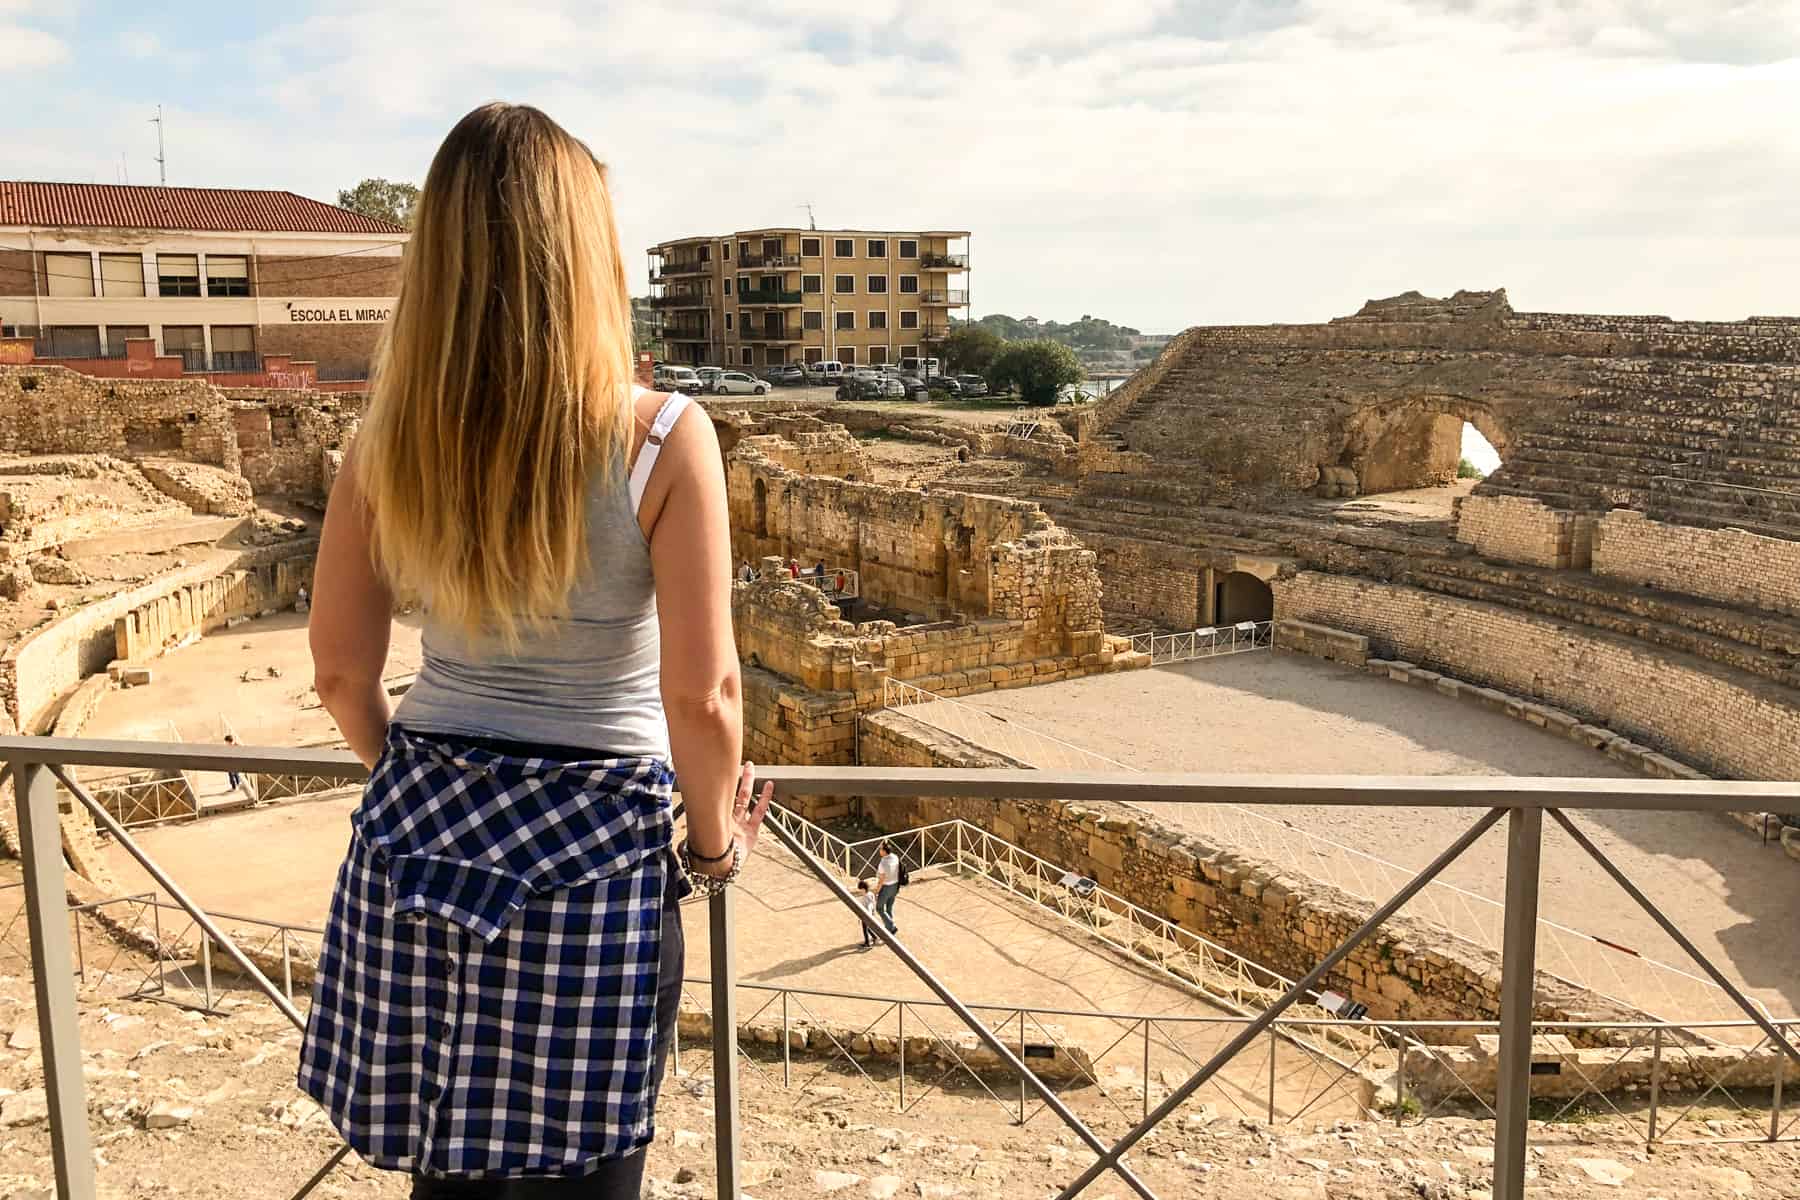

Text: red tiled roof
xmin=0 ymin=181 xmax=407 ymax=235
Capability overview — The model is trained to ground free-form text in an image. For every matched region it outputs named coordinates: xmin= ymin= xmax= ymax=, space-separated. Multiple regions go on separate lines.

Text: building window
xmin=899 ymin=239 xmax=918 ymax=258
xmin=802 ymin=274 xmax=822 ymax=294
xmin=805 ymin=346 xmax=824 ymax=364
xmin=867 ymin=239 xmax=886 ymax=258
xmin=724 ymin=277 xmax=733 ymax=295
xmin=725 ymin=313 xmax=734 ymax=331
xmin=699 ymin=245 xmax=712 ymax=262
xmin=899 ymin=275 xmax=919 ymax=294
xmin=802 ymin=310 xmax=824 ymax=331
xmin=104 ymin=325 xmax=148 ymax=356
xmin=839 ymin=346 xmax=856 ymax=365
xmin=900 ymin=344 xmax=918 ymax=359
xmin=900 ymin=310 xmax=920 ymax=329
xmin=100 ymin=254 xmax=145 ymax=297
xmin=833 ymin=274 xmax=854 ymax=294
xmin=157 ymin=255 xmax=201 ymax=297
xmin=833 ymin=238 xmax=853 ymax=257
xmin=739 ymin=242 xmax=751 ymax=260
xmin=835 ymin=310 xmax=855 ymax=331
xmin=162 ymin=324 xmax=205 ymax=369
xmin=869 ymin=310 xmax=888 ymax=330
xmin=723 ymin=243 xmax=732 ymax=261
xmin=742 ymin=346 xmax=756 ymax=366
xmin=45 ymin=252 xmax=93 ymax=298
xmin=210 ymin=325 xmax=257 ymax=370
xmin=868 ymin=345 xmax=887 ymax=365
xmin=41 ymin=325 xmax=100 ymax=357
xmin=802 ymin=237 xmax=822 ymax=257
xmin=205 ymin=255 xmax=250 ymax=297
xmin=867 ymin=275 xmax=888 ymax=294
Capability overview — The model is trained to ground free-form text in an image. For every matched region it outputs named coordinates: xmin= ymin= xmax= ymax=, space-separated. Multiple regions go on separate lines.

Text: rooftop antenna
xmin=150 ymin=105 xmax=166 ymax=186
xmin=118 ymin=153 xmax=130 ymax=185
xmin=799 ymin=201 xmax=817 ymax=231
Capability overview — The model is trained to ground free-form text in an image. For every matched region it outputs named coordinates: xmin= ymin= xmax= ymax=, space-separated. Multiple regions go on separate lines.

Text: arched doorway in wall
xmin=1333 ymin=399 xmax=1512 ymax=497
xmin=1460 ymin=421 xmax=1501 ymax=482
xmin=1215 ymin=571 xmax=1274 ymax=624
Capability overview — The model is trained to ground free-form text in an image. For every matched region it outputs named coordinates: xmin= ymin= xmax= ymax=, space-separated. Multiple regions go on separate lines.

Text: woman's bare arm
xmin=309 ymin=446 xmax=395 ymax=769
xmin=640 ymin=399 xmax=753 ymax=868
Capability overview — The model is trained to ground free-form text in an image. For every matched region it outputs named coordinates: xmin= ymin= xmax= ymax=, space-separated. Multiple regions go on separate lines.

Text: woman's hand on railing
xmin=694 ymin=762 xmax=774 ymax=878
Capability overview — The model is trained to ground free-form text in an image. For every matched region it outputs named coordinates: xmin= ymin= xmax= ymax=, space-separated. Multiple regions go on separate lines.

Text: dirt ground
xmin=949 ymin=653 xmax=1800 ymax=1020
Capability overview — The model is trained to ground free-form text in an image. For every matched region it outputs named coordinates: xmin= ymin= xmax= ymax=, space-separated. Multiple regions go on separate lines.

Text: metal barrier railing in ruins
xmin=878 ymin=676 xmax=1769 ymax=1027
xmin=2 ymin=736 xmax=1796 ymax=1200
xmin=1129 ymin=620 xmax=1273 ymax=664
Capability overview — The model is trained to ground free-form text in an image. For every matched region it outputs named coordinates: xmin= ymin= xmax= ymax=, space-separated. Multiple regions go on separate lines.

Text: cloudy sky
xmin=5 ymin=0 xmax=1798 ymax=333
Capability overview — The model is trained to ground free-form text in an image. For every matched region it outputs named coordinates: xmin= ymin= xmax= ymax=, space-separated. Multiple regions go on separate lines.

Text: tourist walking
xmin=787 ymin=557 xmax=800 ymax=579
xmin=738 ymin=559 xmax=754 ymax=583
xmin=855 ymin=878 xmax=879 ymax=948
xmin=300 ymin=103 xmax=772 ymax=1199
xmin=223 ymin=732 xmax=243 ymax=793
xmin=874 ymin=841 xmax=902 ymax=934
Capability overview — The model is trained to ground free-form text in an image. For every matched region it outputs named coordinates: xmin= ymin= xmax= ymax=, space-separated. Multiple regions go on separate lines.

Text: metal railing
xmin=922 ymin=289 xmax=970 ymax=305
xmin=737 ymin=252 xmax=801 ymax=269
xmin=878 ymin=676 xmax=1767 ymax=1027
xmin=2 ymin=738 xmax=1796 ymax=1200
xmin=1130 ymin=621 xmax=1273 ymax=663
xmin=737 ymin=288 xmax=803 ymax=305
xmin=921 ymin=253 xmax=969 ymax=269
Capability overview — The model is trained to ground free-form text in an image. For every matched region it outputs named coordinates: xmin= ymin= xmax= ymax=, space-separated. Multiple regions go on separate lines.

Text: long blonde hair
xmin=357 ymin=103 xmax=634 ymax=647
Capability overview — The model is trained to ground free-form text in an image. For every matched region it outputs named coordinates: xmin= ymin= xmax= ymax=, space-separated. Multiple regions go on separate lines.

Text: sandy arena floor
xmin=947 ymin=653 xmax=1800 ymax=1019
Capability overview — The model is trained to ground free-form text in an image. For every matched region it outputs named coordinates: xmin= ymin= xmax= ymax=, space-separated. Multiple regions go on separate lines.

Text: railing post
xmin=15 ymin=762 xmax=98 ymax=1200
xmin=1141 ymin=1018 xmax=1151 ymax=1120
xmin=1769 ymin=1028 xmax=1784 ymax=1144
xmin=1018 ymin=1009 xmax=1027 ymax=1125
xmin=1647 ymin=1025 xmax=1663 ymax=1147
xmin=1267 ymin=1027 xmax=1277 ymax=1124
xmin=201 ymin=931 xmax=215 ymax=1009
xmin=1394 ymin=1030 xmax=1407 ymax=1126
xmin=898 ymin=1003 xmax=907 ymax=1112
xmin=707 ymin=888 xmax=741 ymax=1200
xmin=781 ymin=989 xmax=791 ymax=1089
xmin=1493 ymin=806 xmax=1542 ymax=1200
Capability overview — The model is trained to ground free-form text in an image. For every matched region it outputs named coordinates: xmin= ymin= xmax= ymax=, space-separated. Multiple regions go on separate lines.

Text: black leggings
xmin=410 ymin=863 xmax=687 ymax=1199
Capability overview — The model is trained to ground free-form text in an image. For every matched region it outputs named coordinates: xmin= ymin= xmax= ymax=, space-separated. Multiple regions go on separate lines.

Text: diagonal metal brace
xmin=1053 ymin=806 xmax=1506 ymax=1200
xmin=1546 ymin=808 xmax=1800 ymax=1071
xmin=761 ymin=809 xmax=1162 ymax=1200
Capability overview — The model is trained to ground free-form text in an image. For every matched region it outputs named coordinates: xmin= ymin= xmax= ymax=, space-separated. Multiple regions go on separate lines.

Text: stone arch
xmin=1216 ymin=571 xmax=1273 ymax=623
xmin=1328 ymin=395 xmax=1513 ymax=496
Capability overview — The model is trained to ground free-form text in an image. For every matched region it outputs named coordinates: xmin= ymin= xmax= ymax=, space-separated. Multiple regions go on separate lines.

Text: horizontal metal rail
xmin=4 ymin=736 xmax=1796 ymax=1200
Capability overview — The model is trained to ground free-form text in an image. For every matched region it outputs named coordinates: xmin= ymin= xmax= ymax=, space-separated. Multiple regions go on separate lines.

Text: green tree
xmin=337 ymin=178 xmax=420 ymax=228
xmin=939 ymin=325 xmax=1005 ymax=376
xmin=1457 ymin=457 xmax=1486 ymax=479
xmin=988 ymin=340 xmax=1084 ymax=406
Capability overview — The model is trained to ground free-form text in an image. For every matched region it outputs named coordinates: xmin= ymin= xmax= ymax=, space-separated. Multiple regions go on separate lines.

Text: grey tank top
xmin=393 ymin=392 xmax=689 ymax=761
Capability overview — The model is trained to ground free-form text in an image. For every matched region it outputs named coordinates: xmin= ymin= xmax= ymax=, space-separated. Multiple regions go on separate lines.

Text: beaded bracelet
xmin=680 ymin=836 xmax=744 ymax=895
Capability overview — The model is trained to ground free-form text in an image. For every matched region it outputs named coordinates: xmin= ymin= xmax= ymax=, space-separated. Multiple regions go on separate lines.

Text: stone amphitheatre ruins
xmin=0 ymin=287 xmax=1797 ymax=1196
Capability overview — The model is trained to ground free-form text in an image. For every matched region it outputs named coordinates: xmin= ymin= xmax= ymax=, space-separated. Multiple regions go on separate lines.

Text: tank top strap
xmin=628 ymin=392 xmax=693 ymax=515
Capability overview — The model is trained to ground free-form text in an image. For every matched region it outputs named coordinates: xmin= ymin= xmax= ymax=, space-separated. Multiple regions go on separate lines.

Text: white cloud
xmin=8 ymin=0 xmax=1800 ymax=328
xmin=116 ymin=30 xmax=161 ymax=59
xmin=0 ymin=23 xmax=66 ymax=69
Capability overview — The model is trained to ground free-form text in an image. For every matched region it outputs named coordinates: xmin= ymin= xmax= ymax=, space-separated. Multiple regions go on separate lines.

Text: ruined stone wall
xmin=1593 ymin=510 xmax=1800 ymax=617
xmin=1454 ymin=494 xmax=1595 ymax=569
xmin=1272 ymin=570 xmax=1800 ymax=780
xmin=1080 ymin=532 xmax=1204 ymax=629
xmin=229 ymin=396 xmax=360 ymax=495
xmin=733 ymin=430 xmax=866 ymax=480
xmin=728 ymin=442 xmax=1100 ymax=624
xmin=114 ymin=553 xmax=313 ymax=661
xmin=0 ymin=366 xmax=239 ymax=474
xmin=853 ymin=710 xmax=1625 ymax=1028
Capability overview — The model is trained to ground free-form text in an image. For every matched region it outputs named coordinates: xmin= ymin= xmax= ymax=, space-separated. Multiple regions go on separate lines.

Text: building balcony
xmin=920 ymin=253 xmax=968 ymax=270
xmin=921 ymin=290 xmax=970 ymax=306
xmin=738 ymin=252 xmax=801 ymax=269
xmin=660 ymin=327 xmax=710 ymax=342
xmin=5 ymin=734 xmax=1779 ymax=1200
xmin=737 ymin=288 xmax=804 ymax=307
xmin=653 ymin=261 xmax=710 ymax=279
xmin=650 ymin=293 xmax=710 ymax=310
xmin=738 ymin=325 xmax=802 ymax=343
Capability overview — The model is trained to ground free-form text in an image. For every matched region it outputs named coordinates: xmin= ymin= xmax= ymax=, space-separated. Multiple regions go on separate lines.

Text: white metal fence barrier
xmin=1130 ymin=621 xmax=1273 ymax=664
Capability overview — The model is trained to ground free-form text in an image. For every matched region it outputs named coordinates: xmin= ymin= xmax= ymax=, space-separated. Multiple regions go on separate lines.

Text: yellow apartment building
xmin=648 ymin=228 xmax=969 ymax=368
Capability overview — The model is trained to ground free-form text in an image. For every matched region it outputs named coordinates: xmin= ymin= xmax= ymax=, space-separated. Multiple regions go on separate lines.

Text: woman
xmin=300 ymin=103 xmax=770 ymax=1197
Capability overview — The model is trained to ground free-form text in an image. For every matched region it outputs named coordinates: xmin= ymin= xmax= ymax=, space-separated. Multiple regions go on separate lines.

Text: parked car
xmin=898 ymin=356 xmax=941 ymax=376
xmin=835 ymin=375 xmax=887 ymax=401
xmin=694 ymin=366 xmax=725 ymax=391
xmin=711 ymin=370 xmax=771 ymax=395
xmin=768 ymin=363 xmax=807 ymax=387
xmin=894 ymin=374 xmax=931 ymax=400
xmin=804 ymin=359 xmax=846 ymax=385
xmin=954 ymin=374 xmax=989 ymax=397
xmin=653 ymin=363 xmax=702 ymax=393
xmin=877 ymin=376 xmax=907 ymax=398
xmin=929 ymin=377 xmax=964 ymax=397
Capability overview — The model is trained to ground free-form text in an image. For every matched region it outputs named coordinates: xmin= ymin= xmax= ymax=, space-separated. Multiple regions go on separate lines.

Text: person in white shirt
xmin=874 ymin=842 xmax=901 ymax=934
xmin=855 ymin=878 xmax=879 ymax=949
